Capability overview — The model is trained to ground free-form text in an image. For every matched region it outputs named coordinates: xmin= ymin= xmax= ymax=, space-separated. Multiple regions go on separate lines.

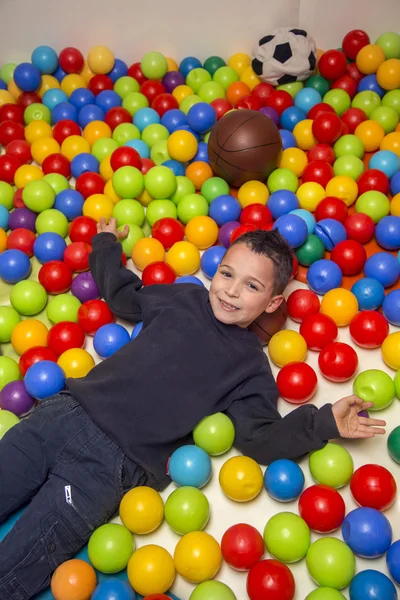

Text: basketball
xmin=248 ymin=299 xmax=288 ymax=345
xmin=208 ymin=110 xmax=282 ymax=187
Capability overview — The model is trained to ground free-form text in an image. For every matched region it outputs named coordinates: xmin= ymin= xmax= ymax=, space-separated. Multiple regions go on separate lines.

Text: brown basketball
xmin=248 ymin=299 xmax=288 ymax=346
xmin=208 ymin=109 xmax=282 ymax=187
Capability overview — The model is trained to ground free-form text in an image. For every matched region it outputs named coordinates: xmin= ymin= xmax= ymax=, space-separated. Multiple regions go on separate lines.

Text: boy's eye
xmin=247 ymin=283 xmax=258 ymax=291
xmin=221 ymin=271 xmax=231 ymax=278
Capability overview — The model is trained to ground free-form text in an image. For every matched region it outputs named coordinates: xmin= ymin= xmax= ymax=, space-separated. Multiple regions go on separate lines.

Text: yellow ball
xmin=100 ymin=155 xmax=114 ymax=182
xmin=380 ymin=132 xmax=400 ymax=157
xmin=136 ymin=188 xmax=153 ymax=207
xmin=7 ymin=80 xmax=21 ymax=100
xmin=87 ymin=46 xmax=115 ymax=75
xmin=83 ymin=194 xmax=113 ymax=223
xmin=293 ymin=120 xmax=317 ymax=151
xmin=279 ymin=148 xmax=309 ymax=177
xmin=83 ymin=120 xmax=112 ymax=146
xmin=104 ymin=179 xmax=120 ymax=204
xmin=61 ymin=136 xmax=91 ymax=161
xmin=377 ymin=59 xmax=400 ymax=90
xmin=325 ymin=176 xmax=358 ymax=207
xmin=228 ymin=53 xmax=251 ymax=75
xmin=381 ymin=332 xmax=400 ymax=370
xmin=320 ymin=288 xmax=359 ymax=327
xmin=174 ymin=531 xmax=222 ymax=583
xmin=166 ymin=241 xmax=200 ymax=276
xmin=132 ymin=237 xmax=165 ymax=270
xmin=80 ymin=61 xmax=95 ymax=85
xmin=237 ymin=180 xmax=269 ymax=207
xmin=167 ymin=130 xmax=198 ymax=162
xmin=173 ymin=85 xmax=194 ymax=104
xmin=57 ymin=348 xmax=95 ymax=379
xmin=30 ymin=137 xmax=61 ymax=165
xmin=219 ymin=455 xmax=263 ymax=502
xmin=0 ymin=228 xmax=7 ymax=254
xmin=25 ymin=120 xmax=53 ymax=144
xmin=185 ymin=216 xmax=219 ymax=249
xmin=166 ymin=57 xmax=179 ymax=72
xmin=390 ymin=192 xmax=400 ymax=216
xmin=61 ymin=74 xmax=87 ymax=96
xmin=38 ymin=75 xmax=60 ymax=97
xmin=14 ymin=164 xmax=44 ymax=189
xmin=11 ymin=319 xmax=48 ymax=355
xmin=356 ymin=44 xmax=386 ymax=74
xmin=128 ymin=545 xmax=175 ymax=596
xmin=355 ymin=120 xmax=385 ymax=152
xmin=296 ymin=182 xmax=325 ymax=211
xmin=268 ymin=330 xmax=307 ymax=367
xmin=240 ymin=66 xmax=261 ymax=90
xmin=0 ymin=90 xmax=16 ymax=105
xmin=120 ymin=486 xmax=164 ymax=534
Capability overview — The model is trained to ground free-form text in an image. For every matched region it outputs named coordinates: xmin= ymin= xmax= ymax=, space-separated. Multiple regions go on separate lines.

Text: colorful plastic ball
xmin=184 ymin=215 xmax=218 ymax=250
xmin=13 ymin=62 xmax=41 ymax=93
xmin=0 ymin=380 xmax=34 ymax=416
xmin=70 ymin=271 xmax=99 ymax=303
xmin=296 ymin=182 xmax=326 ymax=212
xmin=267 ymin=168 xmax=298 ymax=194
xmin=141 ymin=260 xmax=175 ymax=287
xmin=193 ymin=412 xmax=235 ymax=456
xmin=364 ymin=251 xmax=400 ymax=287
xmin=10 ymin=318 xmax=47 ymax=356
xmin=381 ymin=330 xmax=400 ymax=370
xmin=57 ymin=348 xmax=95 ymax=378
xmin=127 ymin=544 xmax=175 ymax=596
xmin=305 ymin=589 xmax=345 ymax=600
xmin=350 ymin=463 xmax=396 ymax=511
xmin=77 ymin=299 xmax=114 ymax=336
xmin=131 ymin=237 xmax=164 ymax=271
xmin=151 ymin=217 xmax=184 ymax=250
xmin=273 ymin=214 xmax=308 ymax=249
xmin=286 ymin=289 xmax=320 ymax=323
xmin=144 ymin=166 xmax=176 ymax=199
xmin=279 ymin=129 xmax=297 ymax=149
xmin=174 ymin=531 xmax=221 ymax=584
xmin=221 ymin=524 xmax=264 ymax=572
xmin=276 ymin=361 xmax=318 ymax=404
xmin=314 ymin=218 xmax=346 ymax=252
xmin=18 ymin=346 xmax=57 ymax=378
xmin=47 ymin=293 xmax=81 ymax=324
xmin=263 ymin=512 xmax=310 ymax=564
xmin=219 ymin=456 xmax=263 ymax=502
xmin=263 ymin=459 xmax=305 ymax=502
xmin=54 ymin=189 xmax=84 ymax=221
xmin=299 ymin=312 xmax=337 ymax=351
xmin=246 ymin=559 xmax=295 ymax=600
xmin=351 ymin=278 xmax=385 ymax=312
xmin=38 ymin=259 xmax=72 ymax=294
xmin=92 ymin=323 xmax=130 ymax=359
xmin=24 ymin=360 xmax=65 ymax=400
xmin=50 ymin=559 xmax=97 ymax=600
xmin=165 ymin=241 xmax=200 ymax=276
xmin=280 ymin=106 xmax=306 ymax=131
xmin=200 ymin=246 xmax=225 ymax=279
xmin=353 ymin=369 xmax=395 ymax=410
xmin=309 ymin=443 xmax=353 ymax=489
xmin=320 ymin=288 xmax=358 ymax=327
xmin=318 ymin=341 xmax=358 ymax=382
xmin=165 ymin=486 xmax=210 ymax=535
xmin=387 ymin=540 xmax=400 ymax=585
xmin=299 ymin=484 xmax=345 ymax=533
xmin=307 ymin=259 xmax=342 ymax=295
xmin=344 ymin=213 xmax=375 ymax=245
xmin=350 ymin=569 xmax=397 ymax=600
xmin=168 ymin=445 xmax=212 ymax=489
xmin=0 ymin=356 xmax=20 ymax=392
xmin=330 ymin=239 xmax=366 ymax=276
xmin=187 ymin=102 xmax=216 ymax=133
xmin=119 ymin=486 xmax=164 ymax=535
xmin=35 ymin=208 xmax=69 ymax=237
xmin=349 ymin=310 xmax=389 ymax=349
xmin=268 ymin=330 xmax=307 ymax=368
xmin=10 ymin=279 xmax=47 ymax=316
xmin=33 ymin=232 xmax=66 ymax=264
xmin=323 ymin=89 xmax=351 ymax=116
xmin=0 ymin=248 xmax=31 ymax=283
xmin=306 ymin=537 xmax=355 ymax=590
xmin=47 ymin=321 xmax=85 ymax=356
xmin=295 ymin=233 xmax=324 ymax=267
xmin=382 ymin=289 xmax=400 ymax=326
xmin=88 ymin=523 xmax=133 ymax=574
xmin=375 ymin=215 xmax=400 ymax=250
xmin=174 ymin=275 xmax=204 ymax=286
xmin=91 ymin=579 xmax=135 ymax=600
xmin=342 ymin=30 xmax=370 ymax=60
xmin=342 ymin=507 xmax=392 ymax=558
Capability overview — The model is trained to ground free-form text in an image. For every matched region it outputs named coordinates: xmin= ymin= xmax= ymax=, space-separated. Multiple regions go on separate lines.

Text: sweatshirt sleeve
xmin=225 ymin=360 xmax=340 ymax=465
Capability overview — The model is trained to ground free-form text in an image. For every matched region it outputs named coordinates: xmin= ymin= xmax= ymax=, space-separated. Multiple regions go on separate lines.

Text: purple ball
xmin=71 ymin=271 xmax=100 ymax=303
xmin=162 ymin=71 xmax=185 ymax=93
xmin=0 ymin=380 xmax=35 ymax=416
xmin=218 ymin=221 xmax=240 ymax=248
xmin=8 ymin=208 xmax=37 ymax=232
xmin=358 ymin=410 xmax=369 ymax=418
xmin=259 ymin=106 xmax=279 ymax=127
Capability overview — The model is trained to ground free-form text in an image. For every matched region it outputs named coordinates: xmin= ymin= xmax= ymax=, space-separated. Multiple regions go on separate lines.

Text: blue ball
xmin=364 ymin=251 xmax=400 ymax=287
xmin=107 ymin=58 xmax=129 ymax=83
xmin=342 ymin=507 xmax=392 ymax=558
xmin=280 ymin=106 xmax=306 ymax=131
xmin=131 ymin=321 xmax=143 ymax=340
xmin=314 ymin=218 xmax=347 ymax=251
xmin=91 ymin=579 xmax=136 ymax=600
xmin=382 ymin=289 xmax=400 ymax=326
xmin=289 ymin=208 xmax=316 ymax=234
xmin=387 ymin=539 xmax=400 ymax=585
xmin=13 ymin=62 xmax=41 ymax=92
xmin=31 ymin=46 xmax=58 ymax=75
xmin=53 ymin=66 xmax=67 ymax=82
xmin=24 ymin=361 xmax=66 ymax=400
xmin=42 ymin=88 xmax=68 ymax=111
xmin=369 ymin=150 xmax=400 ymax=178
xmin=71 ymin=153 xmax=100 ymax=178
xmin=0 ymin=205 xmax=9 ymax=230
xmin=169 ymin=445 xmax=212 ymax=488
xmin=174 ymin=275 xmax=204 ymax=286
xmin=96 ymin=90 xmax=122 ymax=113
xmin=307 ymin=259 xmax=343 ymax=294
xmin=172 ymin=124 xmax=200 ymax=140
xmin=69 ymin=88 xmax=96 ymax=109
xmin=264 ymin=459 xmax=305 ymax=502
xmin=375 ymin=215 xmax=400 ymax=250
xmin=187 ymin=102 xmax=216 ymax=134
xmin=209 ymin=195 xmax=241 ymax=226
xmin=351 ymin=278 xmax=385 ymax=310
xmin=350 ymin=570 xmax=397 ymax=600
xmin=273 ymin=214 xmax=308 ymax=248
xmin=0 ymin=79 xmax=7 ymax=90
xmin=161 ymin=109 xmax=188 ymax=133
xmin=268 ymin=190 xmax=299 ymax=219
xmin=33 ymin=232 xmax=67 ymax=263
xmin=93 ymin=324 xmax=131 ymax=359
xmin=78 ymin=104 xmax=105 ymax=128
xmin=358 ymin=74 xmax=385 ymax=98
xmin=179 ymin=56 xmax=202 ymax=78
xmin=134 ymin=107 xmax=161 ymax=132
xmin=294 ymin=87 xmax=322 ymax=114
xmin=390 ymin=170 xmax=400 ymax=195
xmin=201 ymin=246 xmax=226 ymax=279
xmin=55 ymin=189 xmax=85 ymax=221
xmin=192 ymin=141 xmax=209 ymax=163
xmin=0 ymin=249 xmax=31 ymax=284
xmin=125 ymin=139 xmax=150 ymax=159
xmin=280 ymin=129 xmax=297 ymax=149
xmin=162 ymin=159 xmax=185 ymax=176
xmin=51 ymin=102 xmax=78 ymax=124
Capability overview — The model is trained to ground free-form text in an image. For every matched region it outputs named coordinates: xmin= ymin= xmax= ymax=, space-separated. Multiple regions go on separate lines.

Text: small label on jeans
xmin=65 ymin=485 xmax=72 ymax=505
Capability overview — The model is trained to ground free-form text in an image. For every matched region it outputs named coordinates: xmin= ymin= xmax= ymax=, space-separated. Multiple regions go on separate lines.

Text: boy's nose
xmin=226 ymin=282 xmax=240 ymax=297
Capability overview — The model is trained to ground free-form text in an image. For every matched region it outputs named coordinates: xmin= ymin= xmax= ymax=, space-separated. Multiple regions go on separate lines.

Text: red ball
xmin=78 ymin=299 xmax=114 ymax=335
xmin=277 ymin=362 xmax=318 ymax=404
xmin=302 ymin=160 xmax=334 ymax=187
xmin=7 ymin=228 xmax=36 ymax=256
xmin=7 ymin=139 xmax=32 ymax=165
xmin=47 ymin=321 xmax=86 ymax=356
xmin=350 ymin=464 xmax=397 ymax=511
xmin=342 ymin=30 xmax=371 ymax=61
xmin=105 ymin=106 xmax=133 ymax=131
xmin=17 ymin=92 xmax=41 ymax=108
xmin=59 ymin=47 xmax=85 ymax=74
xmin=69 ymin=216 xmax=98 ymax=244
xmin=140 ymin=158 xmax=156 ymax=175
xmin=357 ymin=169 xmax=389 ymax=195
xmin=286 ymin=289 xmax=320 ymax=322
xmin=110 ymin=147 xmax=142 ymax=172
xmin=152 ymin=218 xmax=185 ymax=250
xmin=151 ymin=93 xmax=179 ymax=116
xmin=266 ymin=90 xmax=293 ymax=115
xmin=299 ymin=313 xmax=338 ymax=351
xmin=318 ymin=341 xmax=358 ymax=382
xmin=330 ymin=239 xmax=367 ymax=275
xmin=308 ymin=143 xmax=336 ymax=164
xmin=235 ymin=95 xmax=262 ymax=111
xmin=19 ymin=346 xmax=58 ymax=377
xmin=0 ymin=103 xmax=25 ymax=124
xmin=0 ymin=120 xmax=25 ymax=146
xmin=140 ymin=80 xmax=165 ymax=104
xmin=13 ymin=188 xmax=25 ymax=209
xmin=344 ymin=212 xmax=375 ymax=244
xmin=53 ymin=120 xmax=82 ymax=144
xmin=240 ymin=204 xmax=273 ymax=228
xmin=312 ymin=113 xmax=343 ymax=145
xmin=341 ymin=107 xmax=367 ymax=133
xmin=127 ymin=63 xmax=147 ymax=85
xmin=318 ymin=50 xmax=347 ymax=81
xmin=42 ymin=153 xmax=71 ymax=177
xmin=75 ymin=172 xmax=105 ymax=199
xmin=331 ymin=75 xmax=358 ymax=99
xmin=340 ymin=120 xmax=350 ymax=136
xmin=307 ymin=102 xmax=336 ymax=120
xmin=247 ymin=560 xmax=295 ymax=600
xmin=221 ymin=523 xmax=265 ymax=571
xmin=349 ymin=310 xmax=389 ymax=349
xmin=346 ymin=62 xmax=364 ymax=84
xmin=142 ymin=261 xmax=176 ymax=286
xmin=210 ymin=98 xmax=232 ymax=120
xmin=88 ymin=74 xmax=114 ymax=96
xmin=299 ymin=484 xmax=346 ymax=532
xmin=230 ymin=223 xmax=257 ymax=244
xmin=252 ymin=82 xmax=275 ymax=106
xmin=63 ymin=242 xmax=91 ymax=273
xmin=0 ymin=154 xmax=21 ymax=184
xmin=38 ymin=260 xmax=73 ymax=294
xmin=315 ymin=196 xmax=348 ymax=223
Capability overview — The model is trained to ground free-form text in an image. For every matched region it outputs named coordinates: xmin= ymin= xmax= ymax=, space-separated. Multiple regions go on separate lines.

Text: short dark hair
xmin=229 ymin=229 xmax=293 ymax=295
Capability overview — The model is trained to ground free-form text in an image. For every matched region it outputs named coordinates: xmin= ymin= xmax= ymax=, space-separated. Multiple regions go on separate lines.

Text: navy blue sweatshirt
xmin=67 ymin=232 xmax=339 ymax=491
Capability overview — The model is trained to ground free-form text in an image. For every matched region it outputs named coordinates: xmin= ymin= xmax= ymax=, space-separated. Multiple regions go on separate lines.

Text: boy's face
xmin=209 ymin=243 xmax=285 ymax=328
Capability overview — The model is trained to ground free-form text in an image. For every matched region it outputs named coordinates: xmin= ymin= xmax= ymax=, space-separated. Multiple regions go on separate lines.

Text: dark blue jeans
xmin=0 ymin=391 xmax=146 ymax=600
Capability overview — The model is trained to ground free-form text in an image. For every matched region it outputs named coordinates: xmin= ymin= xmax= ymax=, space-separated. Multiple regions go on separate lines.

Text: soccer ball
xmin=252 ymin=28 xmax=317 ymax=86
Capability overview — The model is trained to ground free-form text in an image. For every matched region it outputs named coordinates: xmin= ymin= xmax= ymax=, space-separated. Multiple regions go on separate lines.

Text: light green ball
xmin=263 ymin=512 xmax=310 ymax=563
xmin=355 ymin=190 xmax=390 ymax=223
xmin=35 ymin=209 xmax=69 ymax=237
xmin=193 ymin=412 xmax=235 ymax=455
xmin=277 ymin=81 xmax=304 ymax=98
xmin=213 ymin=66 xmax=239 ymax=89
xmin=268 ymin=168 xmax=299 ymax=193
xmin=150 ymin=140 xmax=171 ymax=165
xmin=114 ymin=76 xmax=140 ymax=99
xmin=112 ymin=199 xmax=145 ymax=226
xmin=180 ymin=95 xmax=202 ymax=115
xmin=352 ymin=91 xmax=381 ymax=117
xmin=43 ymin=173 xmax=69 ymax=195
xmin=0 ymin=410 xmax=20 ymax=439
xmin=170 ymin=176 xmax=196 ymax=205
xmin=112 ymin=167 xmax=144 ymax=199
xmin=118 ymin=224 xmax=144 ymax=256
xmin=22 ymin=180 xmax=55 ymax=212
xmin=146 ymin=200 xmax=177 ymax=227
xmin=10 ymin=280 xmax=47 ymax=316
xmin=145 ymin=166 xmax=177 ymax=199
xmin=122 ymin=92 xmax=149 ymax=116
xmin=0 ymin=306 xmax=21 ymax=343
xmin=201 ymin=177 xmax=230 ymax=204
xmin=47 ymin=293 xmax=81 ymax=324
xmin=141 ymin=219 xmax=152 ymax=237
xmin=0 ymin=182 xmax=15 ymax=210
xmin=141 ymin=51 xmax=168 ymax=80
xmin=334 ymin=134 xmax=365 ymax=158
xmin=0 ymin=357 xmax=21 ymax=392
xmin=24 ymin=103 xmax=51 ymax=125
xmin=305 ymin=589 xmax=345 ymax=600
xmin=376 ymin=32 xmax=400 ymax=59
xmin=189 ymin=581 xmax=236 ymax=600
xmin=353 ymin=369 xmax=395 ymax=410
xmin=306 ymin=538 xmax=355 ymax=589
xmin=91 ymin=138 xmax=118 ymax=162
xmin=309 ymin=443 xmax=354 ymax=488
xmin=0 ymin=63 xmax=17 ymax=84
xmin=186 ymin=68 xmax=212 ymax=94
xmin=323 ymin=89 xmax=351 ymax=115
xmin=88 ymin=523 xmax=134 ymax=574
xmin=382 ymin=90 xmax=400 ymax=115
xmin=112 ymin=123 xmax=141 ymax=146
xmin=141 ymin=124 xmax=169 ymax=149
xmin=198 ymin=81 xmax=226 ymax=103
xmin=165 ymin=487 xmax=210 ymax=535
xmin=177 ymin=193 xmax=208 ymax=224
xmin=370 ymin=105 xmax=400 ymax=134
xmin=333 ymin=155 xmax=365 ymax=179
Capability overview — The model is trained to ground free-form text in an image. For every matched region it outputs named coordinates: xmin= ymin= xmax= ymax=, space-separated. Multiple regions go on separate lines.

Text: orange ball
xmin=380 ymin=132 xmax=400 ymax=157
xmin=51 ymin=559 xmax=97 ymax=600
xmin=11 ymin=319 xmax=48 ymax=355
xmin=131 ymin=237 xmax=165 ymax=270
xmin=355 ymin=120 xmax=385 ymax=152
xmin=185 ymin=216 xmax=219 ymax=249
xmin=0 ymin=228 xmax=7 ymax=253
xmin=185 ymin=161 xmax=213 ymax=190
xmin=226 ymin=82 xmax=251 ymax=107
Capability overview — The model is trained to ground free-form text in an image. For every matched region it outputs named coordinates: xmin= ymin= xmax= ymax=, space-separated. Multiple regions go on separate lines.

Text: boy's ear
xmin=265 ymin=294 xmax=285 ymax=314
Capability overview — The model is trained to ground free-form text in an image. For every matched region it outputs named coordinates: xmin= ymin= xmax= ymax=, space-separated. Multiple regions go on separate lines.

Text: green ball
xmin=353 ymin=368 xmax=395 ymax=410
xmin=276 ymin=81 xmax=304 ymax=98
xmin=355 ymin=190 xmax=390 ymax=223
xmin=295 ymin=234 xmax=325 ymax=266
xmin=171 ymin=176 xmax=196 ymax=205
xmin=88 ymin=523 xmax=134 ymax=574
xmin=309 ymin=443 xmax=354 ymax=488
xmin=177 ymin=193 xmax=208 ymax=224
xmin=122 ymin=92 xmax=149 ymax=116
xmin=112 ymin=123 xmax=141 ymax=146
xmin=165 ymin=486 xmax=210 ymax=535
xmin=376 ymin=32 xmax=400 ymax=59
xmin=112 ymin=167 xmax=144 ymax=199
xmin=0 ymin=306 xmax=21 ymax=343
xmin=112 ymin=199 xmax=145 ymax=226
xmin=190 ymin=582 xmax=236 ymax=600
xmin=0 ymin=357 xmax=21 ymax=392
xmin=141 ymin=51 xmax=168 ymax=79
xmin=267 ymin=168 xmax=299 ymax=193
xmin=334 ymin=134 xmax=365 ymax=159
xmin=141 ymin=124 xmax=169 ymax=149
xmin=0 ymin=409 xmax=20 ymax=439
xmin=213 ymin=66 xmax=239 ymax=89
xmin=0 ymin=63 xmax=17 ymax=84
xmin=146 ymin=200 xmax=177 ymax=227
xmin=370 ymin=105 xmax=400 ymax=134
xmin=35 ymin=209 xmax=69 ymax=237
xmin=24 ymin=103 xmax=51 ymax=125
xmin=145 ymin=166 xmax=177 ymax=199
xmin=114 ymin=76 xmax=140 ymax=99
xmin=203 ymin=56 xmax=227 ymax=76
xmin=306 ymin=75 xmax=330 ymax=96
xmin=323 ymin=89 xmax=351 ymax=116
xmin=10 ymin=280 xmax=47 ymax=316
xmin=43 ymin=173 xmax=69 ymax=195
xmin=150 ymin=139 xmax=171 ymax=165
xmin=306 ymin=538 xmax=355 ymax=589
xmin=141 ymin=219 xmax=152 ymax=237
xmin=305 ymin=589 xmax=345 ymax=600
xmin=193 ymin=412 xmax=235 ymax=455
xmin=352 ymin=91 xmax=381 ymax=117
xmin=47 ymin=293 xmax=81 ymax=324
xmin=263 ymin=512 xmax=310 ymax=563
xmin=382 ymin=90 xmax=400 ymax=115
xmin=198 ymin=81 xmax=226 ymax=103
xmin=334 ymin=155 xmax=365 ymax=179
xmin=180 ymin=94 xmax=202 ymax=115
xmin=388 ymin=425 xmax=400 ymax=463
xmin=201 ymin=177 xmax=230 ymax=204
xmin=91 ymin=138 xmax=118 ymax=162
xmin=395 ymin=369 xmax=400 ymax=399
xmin=118 ymin=224 xmax=144 ymax=256
xmin=0 ymin=181 xmax=15 ymax=210
xmin=186 ymin=68 xmax=212 ymax=94
xmin=22 ymin=180 xmax=55 ymax=212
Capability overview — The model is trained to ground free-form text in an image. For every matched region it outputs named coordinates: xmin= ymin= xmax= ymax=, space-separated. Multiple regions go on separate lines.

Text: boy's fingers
xmin=358 ymin=425 xmax=386 ymax=435
xmin=359 ymin=417 xmax=386 ymax=427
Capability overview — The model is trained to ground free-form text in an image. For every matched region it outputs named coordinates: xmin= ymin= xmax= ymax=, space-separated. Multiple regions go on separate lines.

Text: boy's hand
xmin=332 ymin=395 xmax=386 ymax=439
xmin=97 ymin=217 xmax=129 ymax=240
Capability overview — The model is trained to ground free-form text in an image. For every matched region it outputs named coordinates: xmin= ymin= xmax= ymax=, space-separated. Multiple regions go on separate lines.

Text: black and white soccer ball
xmin=252 ymin=28 xmax=317 ymax=86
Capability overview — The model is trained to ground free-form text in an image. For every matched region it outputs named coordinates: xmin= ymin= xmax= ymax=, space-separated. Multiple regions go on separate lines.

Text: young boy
xmin=0 ymin=220 xmax=385 ymax=599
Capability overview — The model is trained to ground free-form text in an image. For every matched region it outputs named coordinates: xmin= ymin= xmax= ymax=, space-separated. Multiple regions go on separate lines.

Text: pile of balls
xmin=1 ymin=28 xmax=400 ymax=600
